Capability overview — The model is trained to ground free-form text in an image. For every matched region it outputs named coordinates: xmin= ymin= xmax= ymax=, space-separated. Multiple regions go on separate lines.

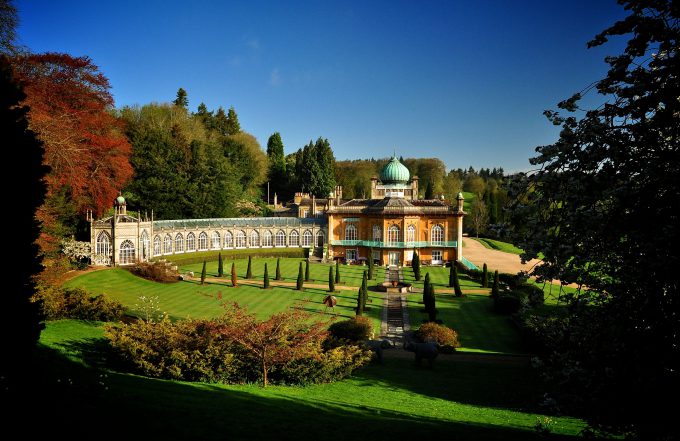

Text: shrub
xmin=516 ymin=282 xmax=545 ymax=307
xmin=495 ymin=294 xmax=522 ymax=314
xmin=415 ymin=322 xmax=461 ymax=353
xmin=277 ymin=345 xmax=372 ymax=385
xmin=36 ymin=286 xmax=125 ymax=321
xmin=412 ymin=252 xmax=421 ymax=280
xmin=129 ymin=261 xmax=179 ymax=283
xmin=328 ymin=265 xmax=335 ymax=292
xmin=328 ymin=316 xmax=373 ymax=342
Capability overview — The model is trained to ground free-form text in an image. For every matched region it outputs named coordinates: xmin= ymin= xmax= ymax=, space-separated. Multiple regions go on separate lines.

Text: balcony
xmin=330 ymin=240 xmax=457 ymax=248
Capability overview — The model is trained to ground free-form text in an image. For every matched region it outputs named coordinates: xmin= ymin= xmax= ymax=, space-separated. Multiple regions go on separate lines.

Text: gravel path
xmin=462 ymin=237 xmax=542 ymax=275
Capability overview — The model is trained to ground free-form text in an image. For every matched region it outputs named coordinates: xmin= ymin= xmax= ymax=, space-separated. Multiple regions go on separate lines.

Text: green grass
xmin=157 ymin=248 xmax=305 ymax=265
xmin=64 ymin=259 xmax=385 ymax=331
xmin=29 ymin=319 xmax=586 ymax=440
xmin=475 ymin=237 xmax=525 ymax=255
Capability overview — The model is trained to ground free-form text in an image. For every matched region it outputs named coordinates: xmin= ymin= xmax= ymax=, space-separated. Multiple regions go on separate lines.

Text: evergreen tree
xmin=246 ymin=256 xmax=252 ymax=279
xmin=231 ymin=262 xmax=238 ymax=287
xmin=424 ymin=181 xmax=434 ymax=199
xmin=218 ymin=252 xmax=223 ymax=277
xmin=328 ymin=266 xmax=335 ymax=292
xmin=213 ymin=107 xmax=229 ymax=136
xmin=195 ymin=102 xmax=214 ymax=130
xmin=275 ymin=258 xmax=282 ymax=280
xmin=356 ymin=284 xmax=363 ymax=316
xmin=296 ymin=262 xmax=304 ymax=290
xmin=305 ymin=258 xmax=310 ymax=281
xmin=173 ymin=87 xmax=188 ymax=108
xmin=491 ymin=270 xmax=499 ymax=298
xmin=1 ymin=54 xmax=48 ymax=362
xmin=335 ymin=259 xmax=341 ymax=283
xmin=412 ymin=251 xmax=421 ymax=281
xmin=422 ymin=273 xmax=431 ymax=307
xmin=368 ymin=248 xmax=374 ymax=280
xmin=360 ymin=270 xmax=368 ymax=311
xmin=200 ymin=260 xmax=207 ymax=285
xmin=266 ymin=132 xmax=287 ymax=198
xmin=482 ymin=263 xmax=488 ymax=288
xmin=263 ymin=263 xmax=270 ymax=289
xmin=226 ymin=106 xmax=241 ymax=135
xmin=448 ymin=262 xmax=455 ymax=287
xmin=452 ymin=264 xmax=463 ymax=297
xmin=427 ymin=285 xmax=437 ymax=322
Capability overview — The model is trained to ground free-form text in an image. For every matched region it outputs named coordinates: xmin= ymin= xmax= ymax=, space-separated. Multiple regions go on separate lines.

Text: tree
xmin=360 ymin=270 xmax=368 ymax=312
xmin=231 ymin=262 xmax=238 ymax=287
xmin=263 ymin=263 xmax=270 ymax=289
xmin=335 ymin=259 xmax=341 ymax=283
xmin=490 ymin=270 xmax=499 ymax=299
xmin=173 ymin=87 xmax=188 ymax=108
xmin=508 ymin=3 xmax=678 ymax=437
xmin=424 ymin=181 xmax=434 ymax=199
xmin=296 ymin=262 xmax=304 ymax=290
xmin=328 ymin=266 xmax=335 ymax=292
xmin=423 ymin=273 xmax=431 ymax=307
xmin=463 ymin=172 xmax=486 ymax=197
xmin=12 ymin=53 xmax=133 ymax=257
xmin=275 ymin=258 xmax=282 ymax=281
xmin=452 ymin=264 xmax=463 ymax=297
xmin=412 ymin=251 xmax=421 ymax=281
xmin=266 ymin=132 xmax=288 ymax=199
xmin=226 ymin=106 xmax=240 ymax=135
xmin=427 ymin=285 xmax=437 ymax=322
xmin=220 ymin=304 xmax=328 ymax=386
xmin=218 ymin=252 xmax=223 ymax=277
xmin=200 ymin=261 xmax=207 ymax=285
xmin=470 ymin=198 xmax=489 ymax=238
xmin=482 ymin=263 xmax=488 ymax=288
xmin=246 ymin=256 xmax=252 ymax=279
xmin=1 ymin=0 xmax=18 ymax=55
xmin=367 ymin=249 xmax=374 ymax=280
xmin=213 ymin=107 xmax=229 ymax=136
xmin=305 ymin=258 xmax=310 ymax=281
xmin=1 ymin=54 xmax=48 ymax=367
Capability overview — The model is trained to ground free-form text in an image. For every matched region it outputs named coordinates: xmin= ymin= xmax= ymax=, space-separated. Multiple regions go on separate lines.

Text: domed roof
xmin=380 ymin=156 xmax=410 ymax=184
xmin=116 ymin=195 xmax=126 ymax=205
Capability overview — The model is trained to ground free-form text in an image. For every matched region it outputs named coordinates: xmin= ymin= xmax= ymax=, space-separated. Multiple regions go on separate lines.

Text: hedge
xmin=152 ymin=248 xmax=306 ymax=266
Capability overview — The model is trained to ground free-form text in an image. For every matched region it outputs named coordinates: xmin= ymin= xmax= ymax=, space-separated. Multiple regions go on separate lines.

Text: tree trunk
xmin=262 ymin=359 xmax=268 ymax=387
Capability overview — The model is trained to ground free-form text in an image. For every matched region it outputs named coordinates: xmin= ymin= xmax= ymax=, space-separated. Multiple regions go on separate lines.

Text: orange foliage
xmin=12 ymin=53 xmax=132 ymax=217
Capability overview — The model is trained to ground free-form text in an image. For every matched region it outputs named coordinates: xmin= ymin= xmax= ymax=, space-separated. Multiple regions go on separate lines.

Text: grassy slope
xmin=65 ymin=259 xmax=385 ymax=331
xmin=476 ymin=237 xmax=525 ymax=255
xmin=31 ymin=320 xmax=585 ymax=441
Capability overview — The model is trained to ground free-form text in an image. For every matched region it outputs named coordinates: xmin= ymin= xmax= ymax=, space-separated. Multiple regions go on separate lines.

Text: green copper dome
xmin=116 ymin=195 xmax=126 ymax=205
xmin=380 ymin=156 xmax=410 ymax=184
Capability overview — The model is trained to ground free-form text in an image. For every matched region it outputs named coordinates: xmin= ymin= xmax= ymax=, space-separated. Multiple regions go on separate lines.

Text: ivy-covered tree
xmin=173 ymin=87 xmax=188 ymax=108
xmin=508 ymin=3 xmax=679 ymax=437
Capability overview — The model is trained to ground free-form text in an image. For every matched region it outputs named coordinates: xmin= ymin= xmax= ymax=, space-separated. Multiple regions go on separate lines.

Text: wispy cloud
xmin=269 ymin=68 xmax=281 ymax=86
xmin=247 ymin=38 xmax=260 ymax=50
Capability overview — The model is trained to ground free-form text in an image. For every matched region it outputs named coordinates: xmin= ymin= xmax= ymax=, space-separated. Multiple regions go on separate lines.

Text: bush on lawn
xmin=414 ymin=322 xmax=461 ymax=353
xmin=495 ymin=294 xmax=522 ymax=314
xmin=328 ymin=316 xmax=373 ymax=342
xmin=36 ymin=286 xmax=125 ymax=321
xmin=129 ymin=261 xmax=179 ymax=283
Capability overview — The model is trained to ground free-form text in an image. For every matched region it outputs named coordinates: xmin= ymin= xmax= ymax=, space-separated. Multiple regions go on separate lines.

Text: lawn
xmin=475 ymin=237 xmax=525 ymax=255
xmin=64 ymin=259 xmax=386 ymax=331
xmin=25 ymin=319 xmax=586 ymax=440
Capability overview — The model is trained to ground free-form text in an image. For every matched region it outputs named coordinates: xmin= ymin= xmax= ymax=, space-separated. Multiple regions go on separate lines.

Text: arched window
xmin=211 ymin=231 xmax=221 ymax=249
xmin=316 ymin=231 xmax=324 ymax=247
xmin=431 ymin=224 xmax=444 ymax=245
xmin=275 ymin=230 xmax=286 ymax=247
xmin=119 ymin=240 xmax=136 ymax=265
xmin=262 ymin=230 xmax=273 ymax=247
xmin=164 ymin=234 xmax=172 ymax=254
xmin=96 ymin=231 xmax=111 ymax=257
xmin=406 ymin=225 xmax=416 ymax=243
xmin=302 ymin=230 xmax=313 ymax=247
xmin=289 ymin=230 xmax=300 ymax=247
xmin=141 ymin=231 xmax=149 ymax=260
xmin=388 ymin=225 xmax=400 ymax=244
xmin=198 ymin=232 xmax=208 ymax=250
xmin=224 ymin=231 xmax=233 ymax=248
xmin=345 ymin=224 xmax=357 ymax=241
xmin=372 ymin=225 xmax=382 ymax=242
xmin=235 ymin=230 xmax=246 ymax=248
xmin=249 ymin=230 xmax=260 ymax=247
xmin=187 ymin=233 xmax=196 ymax=251
xmin=175 ymin=233 xmax=184 ymax=253
xmin=153 ymin=235 xmax=161 ymax=256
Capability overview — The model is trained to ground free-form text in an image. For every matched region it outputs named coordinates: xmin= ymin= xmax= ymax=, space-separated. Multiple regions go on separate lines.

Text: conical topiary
xmin=296 ymin=262 xmax=304 ymax=290
xmin=482 ymin=263 xmax=488 ymax=288
xmin=328 ymin=265 xmax=335 ymax=292
xmin=305 ymin=258 xmax=310 ymax=281
xmin=335 ymin=259 xmax=341 ymax=283
xmin=491 ymin=270 xmax=499 ymax=298
xmin=231 ymin=262 xmax=238 ymax=287
xmin=263 ymin=263 xmax=270 ymax=289
xmin=413 ymin=252 xmax=421 ymax=281
xmin=275 ymin=258 xmax=282 ymax=280
xmin=218 ymin=252 xmax=223 ymax=277
xmin=200 ymin=260 xmax=207 ymax=285
xmin=246 ymin=256 xmax=252 ymax=279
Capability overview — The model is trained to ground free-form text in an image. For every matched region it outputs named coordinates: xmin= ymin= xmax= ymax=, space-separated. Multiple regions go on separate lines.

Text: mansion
xmin=90 ymin=156 xmax=471 ymax=269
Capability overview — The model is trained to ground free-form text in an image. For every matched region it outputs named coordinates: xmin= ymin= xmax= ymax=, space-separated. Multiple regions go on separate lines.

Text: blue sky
xmin=16 ymin=0 xmax=627 ymax=172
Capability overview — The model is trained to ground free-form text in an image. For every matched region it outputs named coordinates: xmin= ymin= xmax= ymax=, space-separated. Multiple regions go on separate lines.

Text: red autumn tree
xmin=220 ymin=304 xmax=328 ymax=386
xmin=11 ymin=53 xmax=132 ymax=253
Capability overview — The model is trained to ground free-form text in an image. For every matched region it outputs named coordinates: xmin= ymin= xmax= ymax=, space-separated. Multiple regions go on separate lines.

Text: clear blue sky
xmin=16 ymin=0 xmax=627 ymax=172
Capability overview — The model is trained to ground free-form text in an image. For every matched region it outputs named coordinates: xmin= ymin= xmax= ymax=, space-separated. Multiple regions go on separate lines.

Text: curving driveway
xmin=462 ymin=237 xmax=542 ymax=275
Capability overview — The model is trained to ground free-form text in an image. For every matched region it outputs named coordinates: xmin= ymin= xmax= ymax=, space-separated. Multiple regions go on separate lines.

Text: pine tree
xmin=482 ymin=263 xmax=488 ymax=288
xmin=335 ymin=259 xmax=341 ymax=283
xmin=226 ymin=106 xmax=241 ymax=135
xmin=173 ymin=87 xmax=188 ymax=108
xmin=423 ymin=272 xmax=431 ymax=306
xmin=218 ymin=252 xmax=223 ymax=277
xmin=361 ymin=270 xmax=368 ymax=311
xmin=491 ymin=270 xmax=499 ymax=298
xmin=412 ymin=252 xmax=421 ymax=281
xmin=246 ymin=256 xmax=252 ymax=279
xmin=200 ymin=260 xmax=207 ymax=285
xmin=214 ymin=106 xmax=229 ymax=136
xmin=305 ymin=258 xmax=310 ymax=281
xmin=296 ymin=262 xmax=304 ymax=290
xmin=231 ymin=262 xmax=238 ymax=287
xmin=425 ymin=181 xmax=434 ymax=199
xmin=263 ymin=263 xmax=270 ymax=289
xmin=275 ymin=258 xmax=282 ymax=280
xmin=328 ymin=266 xmax=335 ymax=292
xmin=428 ymin=284 xmax=437 ymax=322
xmin=452 ymin=265 xmax=463 ymax=297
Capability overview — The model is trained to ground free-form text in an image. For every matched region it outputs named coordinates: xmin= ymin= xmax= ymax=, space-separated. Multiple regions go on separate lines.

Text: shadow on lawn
xmin=7 ymin=344 xmax=579 ymax=441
